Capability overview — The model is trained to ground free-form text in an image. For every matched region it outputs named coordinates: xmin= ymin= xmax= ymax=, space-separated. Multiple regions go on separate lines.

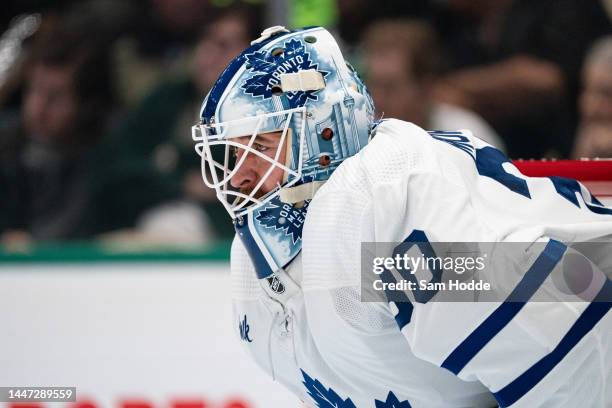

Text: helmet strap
xmin=279 ymin=181 xmax=326 ymax=203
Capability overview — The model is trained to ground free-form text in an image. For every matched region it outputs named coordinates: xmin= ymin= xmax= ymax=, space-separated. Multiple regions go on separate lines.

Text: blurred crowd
xmin=0 ymin=0 xmax=611 ymax=248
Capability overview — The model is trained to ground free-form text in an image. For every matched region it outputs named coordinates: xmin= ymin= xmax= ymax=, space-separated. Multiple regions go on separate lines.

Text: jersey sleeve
xmin=302 ymin=119 xmax=612 ymax=407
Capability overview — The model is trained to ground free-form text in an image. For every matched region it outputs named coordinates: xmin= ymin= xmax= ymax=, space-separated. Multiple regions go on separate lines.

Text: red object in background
xmin=223 ymin=400 xmax=250 ymax=408
xmin=63 ymin=398 xmax=250 ymax=408
xmin=71 ymin=402 xmax=97 ymax=408
xmin=513 ymin=160 xmax=612 ymax=181
xmin=170 ymin=400 xmax=207 ymax=408
xmin=513 ymin=159 xmax=612 ymax=199
xmin=120 ymin=401 xmax=154 ymax=408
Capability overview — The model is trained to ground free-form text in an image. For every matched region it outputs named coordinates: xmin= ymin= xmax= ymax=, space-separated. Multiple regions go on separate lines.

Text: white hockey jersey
xmin=231 ymin=119 xmax=612 ymax=408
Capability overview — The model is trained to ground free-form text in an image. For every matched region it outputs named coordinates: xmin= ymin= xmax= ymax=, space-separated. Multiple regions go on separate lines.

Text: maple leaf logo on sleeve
xmin=301 ymin=370 xmax=357 ymax=408
xmin=375 ymin=392 xmax=412 ymax=408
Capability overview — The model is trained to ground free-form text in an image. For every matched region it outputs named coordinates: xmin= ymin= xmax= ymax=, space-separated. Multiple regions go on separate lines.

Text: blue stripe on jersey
xmin=493 ymin=279 xmax=611 ymax=407
xmin=441 ymin=240 xmax=567 ymax=375
xmin=235 ymin=220 xmax=274 ymax=279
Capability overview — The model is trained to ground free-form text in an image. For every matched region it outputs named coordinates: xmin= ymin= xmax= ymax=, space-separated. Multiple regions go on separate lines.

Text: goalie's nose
xmin=230 ymin=153 xmax=258 ymax=191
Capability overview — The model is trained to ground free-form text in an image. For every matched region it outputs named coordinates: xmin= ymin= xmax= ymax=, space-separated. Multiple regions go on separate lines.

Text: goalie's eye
xmin=230 ymin=142 xmax=269 ymax=159
xmin=252 ymin=142 xmax=269 ymax=153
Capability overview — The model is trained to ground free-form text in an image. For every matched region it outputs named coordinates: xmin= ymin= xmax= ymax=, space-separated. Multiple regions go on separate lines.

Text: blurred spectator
xmin=579 ymin=36 xmax=612 ymax=125
xmin=0 ymin=27 xmax=113 ymax=242
xmin=432 ymin=0 xmax=611 ymax=158
xmin=109 ymin=4 xmax=261 ymax=240
xmin=573 ymin=36 xmax=612 ymax=158
xmin=573 ymin=123 xmax=612 ymax=158
xmin=363 ymin=19 xmax=505 ymax=151
xmin=113 ymin=0 xmax=212 ymax=107
xmin=335 ymin=0 xmax=433 ymax=48
xmin=0 ymin=13 xmax=41 ymax=110
xmin=0 ymin=1 xmax=136 ymax=113
xmin=0 ymin=26 xmax=203 ymax=246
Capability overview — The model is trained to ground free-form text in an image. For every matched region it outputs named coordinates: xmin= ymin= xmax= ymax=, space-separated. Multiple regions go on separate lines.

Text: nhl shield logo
xmin=266 ymin=274 xmax=286 ymax=294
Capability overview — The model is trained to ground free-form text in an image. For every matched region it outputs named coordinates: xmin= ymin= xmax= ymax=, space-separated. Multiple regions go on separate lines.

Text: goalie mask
xmin=193 ymin=26 xmax=375 ymax=278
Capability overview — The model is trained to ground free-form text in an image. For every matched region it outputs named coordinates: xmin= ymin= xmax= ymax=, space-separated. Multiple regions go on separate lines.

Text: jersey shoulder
xmin=335 ymin=118 xmax=483 ymax=191
xmin=301 ymin=119 xmax=434 ymax=289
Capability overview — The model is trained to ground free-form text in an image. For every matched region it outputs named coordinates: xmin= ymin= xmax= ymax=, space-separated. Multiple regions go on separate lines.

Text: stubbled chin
xmin=240 ymin=188 xmax=268 ymax=200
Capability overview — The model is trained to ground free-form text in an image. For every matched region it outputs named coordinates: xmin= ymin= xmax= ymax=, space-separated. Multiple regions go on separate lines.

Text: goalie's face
xmin=192 ymin=108 xmax=305 ymax=219
xmin=230 ymin=131 xmax=287 ymax=197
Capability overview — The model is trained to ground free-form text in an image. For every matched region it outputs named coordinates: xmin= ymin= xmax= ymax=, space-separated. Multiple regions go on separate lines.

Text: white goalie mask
xmin=192 ymin=25 xmax=375 ymax=220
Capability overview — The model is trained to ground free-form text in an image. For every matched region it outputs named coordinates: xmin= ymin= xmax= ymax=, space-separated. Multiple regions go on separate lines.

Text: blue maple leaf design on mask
xmin=255 ymin=200 xmax=308 ymax=244
xmin=301 ymin=370 xmax=357 ymax=408
xmin=242 ymin=38 xmax=328 ymax=108
xmin=375 ymin=392 xmax=412 ymax=408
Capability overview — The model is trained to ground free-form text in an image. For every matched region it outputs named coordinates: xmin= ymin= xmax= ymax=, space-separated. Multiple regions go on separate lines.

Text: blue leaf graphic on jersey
xmin=375 ymin=391 xmax=412 ymax=408
xmin=255 ymin=201 xmax=308 ymax=244
xmin=242 ymin=39 xmax=328 ymax=107
xmin=301 ymin=370 xmax=357 ymax=408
